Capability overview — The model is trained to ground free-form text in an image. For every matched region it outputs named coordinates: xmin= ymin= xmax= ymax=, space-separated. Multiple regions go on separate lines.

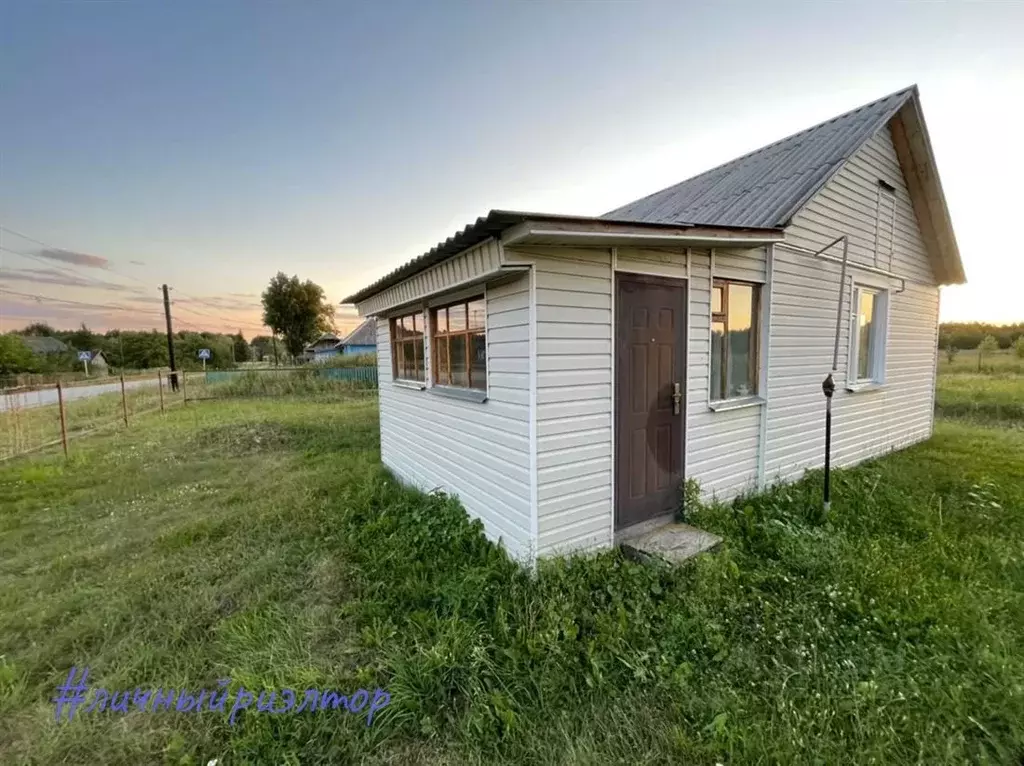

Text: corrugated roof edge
xmin=342 ymin=209 xmax=780 ymax=304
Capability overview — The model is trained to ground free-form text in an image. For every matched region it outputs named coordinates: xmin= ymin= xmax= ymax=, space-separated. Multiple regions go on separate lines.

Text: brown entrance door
xmin=615 ymin=274 xmax=686 ymax=529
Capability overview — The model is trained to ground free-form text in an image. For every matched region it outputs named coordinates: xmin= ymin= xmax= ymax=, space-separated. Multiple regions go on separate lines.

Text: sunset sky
xmin=2 ymin=1 xmax=1022 ymax=336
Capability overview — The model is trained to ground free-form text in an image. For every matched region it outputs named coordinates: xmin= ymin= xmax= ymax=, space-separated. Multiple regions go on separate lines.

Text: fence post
xmin=57 ymin=382 xmax=69 ymax=459
xmin=182 ymin=369 xmax=188 ymax=406
xmin=120 ymin=373 xmax=129 ymax=426
xmin=158 ymin=371 xmax=165 ymax=413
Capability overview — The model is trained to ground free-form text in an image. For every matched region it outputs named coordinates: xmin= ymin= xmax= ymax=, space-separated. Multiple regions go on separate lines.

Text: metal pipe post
xmin=120 ymin=373 xmax=129 ymax=426
xmin=831 ymin=236 xmax=850 ymax=371
xmin=56 ymin=382 xmax=69 ymax=459
xmin=822 ymin=373 xmax=835 ymax=515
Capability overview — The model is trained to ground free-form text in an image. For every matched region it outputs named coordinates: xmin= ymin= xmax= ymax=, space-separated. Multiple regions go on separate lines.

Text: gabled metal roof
xmin=603 ymin=86 xmax=916 ymax=228
xmin=20 ymin=335 xmax=69 ymax=354
xmin=346 ymin=84 xmax=965 ymax=303
xmin=339 ymin=318 xmax=377 ymax=347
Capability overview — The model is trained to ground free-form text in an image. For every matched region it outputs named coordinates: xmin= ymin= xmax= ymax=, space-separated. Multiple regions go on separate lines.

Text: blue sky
xmin=1 ymin=0 xmax=1022 ymax=333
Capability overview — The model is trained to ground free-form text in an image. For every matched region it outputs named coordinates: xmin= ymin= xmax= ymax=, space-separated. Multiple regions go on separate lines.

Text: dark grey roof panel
xmin=20 ymin=336 xmax=69 ymax=354
xmin=603 ymin=87 xmax=916 ymax=228
xmin=340 ymin=318 xmax=377 ymax=347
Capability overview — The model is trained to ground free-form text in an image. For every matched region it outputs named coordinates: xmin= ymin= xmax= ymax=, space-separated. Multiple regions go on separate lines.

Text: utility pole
xmin=162 ymin=284 xmax=179 ymax=391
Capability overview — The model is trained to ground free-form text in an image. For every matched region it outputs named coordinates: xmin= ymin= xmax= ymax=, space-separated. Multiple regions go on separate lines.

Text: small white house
xmin=344 ymin=86 xmax=965 ymax=564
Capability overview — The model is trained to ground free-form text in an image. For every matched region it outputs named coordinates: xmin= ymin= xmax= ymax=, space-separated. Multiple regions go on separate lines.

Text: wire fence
xmin=0 ymin=366 xmax=379 ymax=462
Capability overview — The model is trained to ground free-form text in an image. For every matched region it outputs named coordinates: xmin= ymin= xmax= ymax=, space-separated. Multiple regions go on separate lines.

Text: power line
xmin=171 ymin=288 xmax=266 ymax=330
xmin=1 ymin=286 xmax=261 ymax=335
xmin=1 ymin=225 xmax=155 ymax=295
xmin=0 ymin=287 xmax=209 ymax=329
xmin=0 ymin=290 xmax=206 ymax=334
xmin=0 ymin=287 xmax=160 ymax=313
xmin=2 ymin=225 xmax=267 ymax=333
xmin=0 ymin=245 xmax=146 ymax=294
xmin=170 ymin=299 xmax=266 ymax=332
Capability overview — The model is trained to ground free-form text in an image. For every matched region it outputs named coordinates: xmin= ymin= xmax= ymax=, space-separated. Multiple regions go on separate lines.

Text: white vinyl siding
xmin=375 ymin=273 xmax=533 ymax=560
xmin=689 ymin=248 xmax=764 ymax=500
xmin=765 ymin=255 xmax=937 ymax=482
xmin=530 ymin=248 xmax=614 ymax=555
xmin=765 ymin=122 xmax=941 ymax=484
xmin=511 ymin=244 xmax=768 ymax=554
xmin=786 ymin=124 xmax=937 ymax=285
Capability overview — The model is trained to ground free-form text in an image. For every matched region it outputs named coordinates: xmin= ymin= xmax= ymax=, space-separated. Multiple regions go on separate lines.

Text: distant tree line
xmin=1 ymin=322 xmax=254 ymax=376
xmin=938 ymin=322 xmax=1024 ymax=350
xmin=2 ymin=271 xmax=339 ymax=377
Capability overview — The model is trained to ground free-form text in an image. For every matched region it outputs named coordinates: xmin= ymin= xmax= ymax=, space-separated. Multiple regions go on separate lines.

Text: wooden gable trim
xmin=888 ymin=101 xmax=966 ymax=285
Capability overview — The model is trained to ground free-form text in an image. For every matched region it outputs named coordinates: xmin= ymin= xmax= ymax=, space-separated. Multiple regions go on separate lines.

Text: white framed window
xmin=848 ymin=285 xmax=888 ymax=386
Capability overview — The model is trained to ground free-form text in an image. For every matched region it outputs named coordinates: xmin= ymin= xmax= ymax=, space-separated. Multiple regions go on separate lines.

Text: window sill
xmin=709 ymin=395 xmax=765 ymax=412
xmin=429 ymin=385 xmax=487 ymax=404
xmin=845 ymin=381 xmax=885 ymax=394
xmin=393 ymin=379 xmax=426 ymax=391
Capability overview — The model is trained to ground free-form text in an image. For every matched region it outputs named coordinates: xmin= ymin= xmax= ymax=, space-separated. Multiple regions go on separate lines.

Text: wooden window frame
xmin=389 ymin=310 xmax=425 ymax=383
xmin=711 ymin=278 xmax=760 ymax=401
xmin=430 ymin=295 xmax=486 ymax=391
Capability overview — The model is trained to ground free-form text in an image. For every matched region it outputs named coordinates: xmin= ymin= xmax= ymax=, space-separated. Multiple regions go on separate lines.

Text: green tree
xmin=68 ymin=322 xmax=98 ymax=352
xmin=232 ymin=332 xmax=250 ymax=363
xmin=114 ymin=330 xmax=169 ymax=370
xmin=945 ymin=344 xmax=958 ymax=365
xmin=20 ymin=322 xmax=56 ymax=337
xmin=174 ymin=331 xmax=237 ymax=370
xmin=977 ymin=334 xmax=999 ymax=371
xmin=0 ymin=334 xmax=38 ymax=375
xmin=261 ymin=272 xmax=334 ymax=358
xmin=250 ymin=335 xmax=274 ymax=362
xmin=939 ymin=321 xmax=1024 ymax=350
xmin=1013 ymin=336 xmax=1024 ymax=359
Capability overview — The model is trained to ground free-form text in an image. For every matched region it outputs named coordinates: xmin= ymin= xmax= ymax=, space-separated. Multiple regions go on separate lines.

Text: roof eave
xmin=342 ymin=210 xmax=784 ymax=304
xmin=502 ymin=219 xmax=783 ymax=249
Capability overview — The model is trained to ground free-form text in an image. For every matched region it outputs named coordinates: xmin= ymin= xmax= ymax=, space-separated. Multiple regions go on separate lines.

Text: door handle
xmin=672 ymin=382 xmax=682 ymax=415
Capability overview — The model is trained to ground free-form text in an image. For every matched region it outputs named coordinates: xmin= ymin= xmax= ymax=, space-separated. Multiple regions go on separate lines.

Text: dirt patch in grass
xmin=185 ymin=422 xmax=292 ymax=456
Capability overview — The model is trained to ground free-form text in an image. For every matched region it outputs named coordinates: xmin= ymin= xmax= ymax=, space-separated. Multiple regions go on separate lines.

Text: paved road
xmin=0 ymin=377 xmax=162 ymax=412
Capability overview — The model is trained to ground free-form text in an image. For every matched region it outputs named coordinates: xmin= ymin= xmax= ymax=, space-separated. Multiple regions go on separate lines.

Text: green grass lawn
xmin=936 ymin=348 xmax=1024 ymax=426
xmin=935 ymin=374 xmax=1024 ymax=424
xmin=939 ymin=348 xmax=1024 ymax=376
xmin=2 ymin=394 xmax=1023 ymax=763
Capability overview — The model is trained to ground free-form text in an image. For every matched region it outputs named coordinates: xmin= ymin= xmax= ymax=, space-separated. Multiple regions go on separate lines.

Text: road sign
xmin=77 ymin=351 xmax=92 ymax=362
xmin=198 ymin=348 xmax=211 ymax=360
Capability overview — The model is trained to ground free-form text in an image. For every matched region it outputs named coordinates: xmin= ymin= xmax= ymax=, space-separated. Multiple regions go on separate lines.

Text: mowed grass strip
xmin=935 ymin=373 xmax=1024 ymax=425
xmin=1 ymin=397 xmax=1023 ymax=764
